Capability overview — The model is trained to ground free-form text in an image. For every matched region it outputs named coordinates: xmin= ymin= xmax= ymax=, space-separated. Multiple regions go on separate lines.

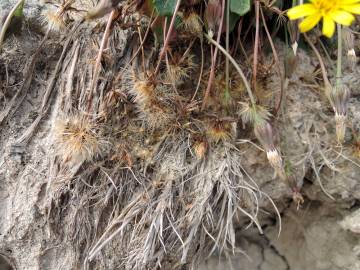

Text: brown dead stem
xmin=88 ymin=10 xmax=117 ymax=113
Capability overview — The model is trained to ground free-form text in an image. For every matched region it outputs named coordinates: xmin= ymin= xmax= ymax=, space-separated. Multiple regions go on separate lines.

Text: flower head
xmin=287 ymin=0 xmax=360 ymax=37
xmin=53 ymin=114 xmax=106 ymax=163
xmin=328 ymin=82 xmax=350 ymax=142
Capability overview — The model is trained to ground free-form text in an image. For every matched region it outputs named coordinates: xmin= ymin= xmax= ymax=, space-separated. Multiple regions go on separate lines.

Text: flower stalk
xmin=336 ymin=24 xmax=342 ymax=87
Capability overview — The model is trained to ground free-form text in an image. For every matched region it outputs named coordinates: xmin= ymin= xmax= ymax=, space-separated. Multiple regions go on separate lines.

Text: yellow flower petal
xmin=287 ymin=4 xmax=318 ymax=20
xmin=322 ymin=15 xmax=335 ymax=38
xmin=342 ymin=0 xmax=360 ymax=4
xmin=342 ymin=4 xmax=360 ymax=14
xmin=330 ymin=10 xmax=355 ymax=25
xmin=298 ymin=13 xmax=322 ymax=33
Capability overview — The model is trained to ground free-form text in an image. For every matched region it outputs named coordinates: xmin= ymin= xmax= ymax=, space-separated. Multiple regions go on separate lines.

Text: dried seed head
xmin=166 ymin=53 xmax=197 ymax=84
xmin=53 ymin=114 xmax=105 ymax=163
xmin=180 ymin=12 xmax=203 ymax=36
xmin=129 ymin=73 xmax=172 ymax=128
xmin=132 ymin=77 xmax=156 ymax=105
xmin=207 ymin=120 xmax=231 ymax=143
xmin=42 ymin=10 xmax=66 ymax=32
xmin=239 ymin=103 xmax=271 ymax=126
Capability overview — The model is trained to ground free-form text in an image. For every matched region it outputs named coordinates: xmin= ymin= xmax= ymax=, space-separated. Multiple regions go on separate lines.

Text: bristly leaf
xmin=153 ymin=0 xmax=176 ymax=16
xmin=230 ymin=0 xmax=250 ymax=16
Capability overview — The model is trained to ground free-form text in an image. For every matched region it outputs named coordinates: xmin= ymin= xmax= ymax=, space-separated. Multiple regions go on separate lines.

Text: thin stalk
xmin=225 ymin=0 xmax=230 ymax=93
xmin=137 ymin=26 xmax=146 ymax=74
xmin=303 ymin=33 xmax=330 ymax=86
xmin=191 ymin=37 xmax=204 ymax=101
xmin=201 ymin=0 xmax=226 ymax=110
xmin=153 ymin=0 xmax=182 ymax=76
xmin=253 ymin=0 xmax=260 ymax=90
xmin=260 ymin=6 xmax=283 ymax=116
xmin=336 ymin=24 xmax=342 ymax=87
xmin=205 ymin=33 xmax=256 ymax=105
xmin=88 ymin=10 xmax=116 ymax=111
xmin=119 ymin=12 xmax=155 ymax=75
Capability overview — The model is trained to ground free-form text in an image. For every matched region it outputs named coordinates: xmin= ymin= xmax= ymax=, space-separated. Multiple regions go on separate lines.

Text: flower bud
xmin=329 ymin=82 xmax=350 ymax=143
xmin=254 ymin=121 xmax=275 ymax=152
xmin=205 ymin=0 xmax=222 ymax=34
xmin=254 ymin=121 xmax=285 ymax=177
xmin=330 ymin=82 xmax=350 ymax=117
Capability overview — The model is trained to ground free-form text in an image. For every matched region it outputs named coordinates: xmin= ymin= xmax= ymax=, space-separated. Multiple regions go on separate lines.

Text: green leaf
xmin=13 ymin=0 xmax=25 ymax=17
xmin=152 ymin=0 xmax=176 ymax=16
xmin=230 ymin=0 xmax=250 ymax=16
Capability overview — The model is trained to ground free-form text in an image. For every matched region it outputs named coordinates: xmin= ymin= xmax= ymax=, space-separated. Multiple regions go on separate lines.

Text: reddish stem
xmin=201 ymin=0 xmax=226 ymax=111
xmin=153 ymin=0 xmax=182 ymax=76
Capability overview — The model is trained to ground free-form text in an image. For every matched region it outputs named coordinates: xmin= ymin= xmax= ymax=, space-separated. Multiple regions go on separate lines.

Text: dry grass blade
xmin=15 ymin=24 xmax=81 ymax=144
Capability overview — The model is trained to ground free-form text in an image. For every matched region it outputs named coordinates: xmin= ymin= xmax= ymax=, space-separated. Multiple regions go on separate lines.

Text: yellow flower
xmin=287 ymin=0 xmax=360 ymax=37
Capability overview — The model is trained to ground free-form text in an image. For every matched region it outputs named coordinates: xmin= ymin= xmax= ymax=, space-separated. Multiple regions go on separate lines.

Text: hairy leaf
xmin=230 ymin=0 xmax=250 ymax=16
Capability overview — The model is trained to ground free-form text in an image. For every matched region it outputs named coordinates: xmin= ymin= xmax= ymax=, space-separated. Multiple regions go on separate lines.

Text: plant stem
xmin=201 ymin=0 xmax=226 ymax=110
xmin=260 ymin=6 xmax=283 ymax=116
xmin=336 ymin=24 xmax=342 ymax=87
xmin=88 ymin=10 xmax=116 ymax=111
xmin=303 ymin=33 xmax=330 ymax=86
xmin=225 ymin=0 xmax=230 ymax=94
xmin=253 ymin=0 xmax=260 ymax=90
xmin=205 ymin=33 xmax=256 ymax=105
xmin=153 ymin=0 xmax=182 ymax=76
